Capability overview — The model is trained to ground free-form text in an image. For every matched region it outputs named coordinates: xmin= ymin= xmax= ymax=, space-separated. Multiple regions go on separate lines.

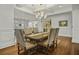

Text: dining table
xmin=24 ymin=32 xmax=49 ymax=54
xmin=25 ymin=32 xmax=48 ymax=43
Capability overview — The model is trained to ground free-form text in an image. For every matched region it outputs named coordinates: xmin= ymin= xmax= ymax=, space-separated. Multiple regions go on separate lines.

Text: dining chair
xmin=23 ymin=28 xmax=33 ymax=35
xmin=39 ymin=28 xmax=59 ymax=54
xmin=15 ymin=29 xmax=37 ymax=55
xmin=48 ymin=28 xmax=59 ymax=48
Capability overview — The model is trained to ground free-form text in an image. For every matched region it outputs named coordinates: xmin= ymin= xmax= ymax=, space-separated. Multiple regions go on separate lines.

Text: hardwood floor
xmin=0 ymin=45 xmax=18 ymax=55
xmin=72 ymin=43 xmax=79 ymax=55
xmin=0 ymin=36 xmax=78 ymax=55
xmin=52 ymin=36 xmax=72 ymax=55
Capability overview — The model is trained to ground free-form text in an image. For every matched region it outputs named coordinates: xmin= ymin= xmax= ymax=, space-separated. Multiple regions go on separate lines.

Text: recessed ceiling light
xmin=58 ymin=5 xmax=63 ymax=8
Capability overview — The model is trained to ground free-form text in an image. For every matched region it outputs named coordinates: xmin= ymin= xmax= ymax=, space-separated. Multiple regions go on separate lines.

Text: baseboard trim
xmin=59 ymin=36 xmax=72 ymax=38
xmin=0 ymin=42 xmax=16 ymax=49
xmin=72 ymin=42 xmax=79 ymax=44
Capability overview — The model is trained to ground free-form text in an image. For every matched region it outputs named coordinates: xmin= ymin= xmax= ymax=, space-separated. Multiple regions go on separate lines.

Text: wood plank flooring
xmin=53 ymin=36 xmax=72 ymax=55
xmin=72 ymin=43 xmax=79 ymax=55
xmin=0 ymin=36 xmax=78 ymax=55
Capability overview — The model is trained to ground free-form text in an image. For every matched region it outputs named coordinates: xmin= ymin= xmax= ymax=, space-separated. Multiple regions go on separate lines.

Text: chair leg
xmin=52 ymin=41 xmax=55 ymax=48
xmin=52 ymin=40 xmax=57 ymax=48
xmin=56 ymin=40 xmax=57 ymax=48
xmin=54 ymin=40 xmax=57 ymax=48
xmin=17 ymin=43 xmax=20 ymax=55
xmin=17 ymin=43 xmax=27 ymax=55
xmin=24 ymin=47 xmax=27 ymax=55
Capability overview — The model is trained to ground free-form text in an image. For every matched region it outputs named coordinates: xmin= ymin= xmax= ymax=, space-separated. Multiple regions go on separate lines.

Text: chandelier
xmin=34 ymin=11 xmax=47 ymax=20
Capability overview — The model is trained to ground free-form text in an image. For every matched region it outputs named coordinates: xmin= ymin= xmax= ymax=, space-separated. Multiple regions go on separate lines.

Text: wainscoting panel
xmin=0 ymin=29 xmax=16 ymax=49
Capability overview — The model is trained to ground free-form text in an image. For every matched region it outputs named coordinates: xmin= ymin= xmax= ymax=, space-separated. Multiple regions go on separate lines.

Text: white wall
xmin=14 ymin=8 xmax=36 ymax=30
xmin=0 ymin=5 xmax=15 ymax=49
xmin=72 ymin=5 xmax=79 ymax=43
xmin=14 ymin=19 xmax=25 ymax=29
xmin=0 ymin=5 xmax=15 ymax=30
xmin=14 ymin=8 xmax=35 ymax=20
xmin=48 ymin=12 xmax=72 ymax=37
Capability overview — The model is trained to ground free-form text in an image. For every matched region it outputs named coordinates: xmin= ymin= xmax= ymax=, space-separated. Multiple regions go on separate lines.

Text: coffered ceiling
xmin=15 ymin=4 xmax=72 ymax=15
xmin=16 ymin=4 xmax=55 ymax=12
xmin=15 ymin=4 xmax=72 ymax=20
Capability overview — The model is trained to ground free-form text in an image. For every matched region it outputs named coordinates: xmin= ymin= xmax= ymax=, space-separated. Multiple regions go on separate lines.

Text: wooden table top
xmin=28 ymin=32 xmax=48 ymax=39
xmin=25 ymin=32 xmax=49 ymax=43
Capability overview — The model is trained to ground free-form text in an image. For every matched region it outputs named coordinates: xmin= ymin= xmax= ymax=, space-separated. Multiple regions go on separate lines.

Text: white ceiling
xmin=15 ymin=4 xmax=72 ymax=15
xmin=16 ymin=4 xmax=56 ymax=12
xmin=15 ymin=4 xmax=72 ymax=20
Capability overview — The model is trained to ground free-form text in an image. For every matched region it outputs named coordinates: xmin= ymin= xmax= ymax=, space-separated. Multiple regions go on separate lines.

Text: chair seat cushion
xmin=40 ymin=39 xmax=61 ymax=47
xmin=25 ymin=42 xmax=37 ymax=50
xmin=40 ymin=40 xmax=48 ymax=47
